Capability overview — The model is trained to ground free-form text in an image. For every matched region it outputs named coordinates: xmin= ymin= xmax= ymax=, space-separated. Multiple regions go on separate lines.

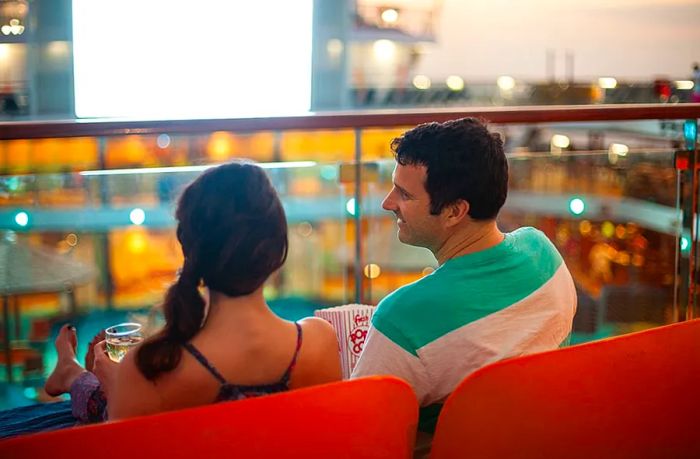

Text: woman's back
xmin=109 ymin=309 xmax=340 ymax=419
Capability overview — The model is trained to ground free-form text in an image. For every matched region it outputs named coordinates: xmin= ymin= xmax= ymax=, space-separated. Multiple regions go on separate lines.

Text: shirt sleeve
xmin=351 ymin=324 xmax=432 ymax=405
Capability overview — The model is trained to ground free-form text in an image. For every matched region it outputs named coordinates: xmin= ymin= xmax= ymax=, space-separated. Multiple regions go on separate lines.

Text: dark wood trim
xmin=1 ymin=104 xmax=699 ymax=140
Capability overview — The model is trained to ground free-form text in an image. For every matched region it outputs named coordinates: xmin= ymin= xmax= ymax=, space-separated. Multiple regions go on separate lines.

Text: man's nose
xmin=381 ymin=192 xmax=395 ymax=211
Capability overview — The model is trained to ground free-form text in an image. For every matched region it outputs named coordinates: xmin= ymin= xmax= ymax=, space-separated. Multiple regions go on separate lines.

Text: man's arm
xmin=351 ymin=324 xmax=431 ymax=405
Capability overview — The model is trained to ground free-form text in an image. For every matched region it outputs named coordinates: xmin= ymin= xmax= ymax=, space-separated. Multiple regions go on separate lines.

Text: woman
xmin=42 ymin=161 xmax=342 ymax=421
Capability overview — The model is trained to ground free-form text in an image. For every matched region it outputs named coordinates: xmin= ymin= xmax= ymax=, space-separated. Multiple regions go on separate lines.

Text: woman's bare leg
xmin=44 ymin=324 xmax=87 ymax=396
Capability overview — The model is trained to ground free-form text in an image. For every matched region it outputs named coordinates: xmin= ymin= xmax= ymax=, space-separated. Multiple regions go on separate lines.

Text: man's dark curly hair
xmin=391 ymin=117 xmax=508 ymax=220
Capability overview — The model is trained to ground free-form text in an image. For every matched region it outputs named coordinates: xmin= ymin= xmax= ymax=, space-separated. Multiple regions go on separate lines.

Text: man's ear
xmin=444 ymin=199 xmax=470 ymax=227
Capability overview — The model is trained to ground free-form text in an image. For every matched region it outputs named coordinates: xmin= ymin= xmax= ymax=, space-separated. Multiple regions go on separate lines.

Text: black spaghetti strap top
xmin=183 ymin=322 xmax=303 ymax=402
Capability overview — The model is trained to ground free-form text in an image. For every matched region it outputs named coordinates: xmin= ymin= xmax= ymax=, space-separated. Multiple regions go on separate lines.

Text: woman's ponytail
xmin=136 ymin=261 xmax=205 ymax=381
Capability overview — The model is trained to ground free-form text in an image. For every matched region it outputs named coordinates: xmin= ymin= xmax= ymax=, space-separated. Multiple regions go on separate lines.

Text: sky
xmin=414 ymin=0 xmax=700 ymax=81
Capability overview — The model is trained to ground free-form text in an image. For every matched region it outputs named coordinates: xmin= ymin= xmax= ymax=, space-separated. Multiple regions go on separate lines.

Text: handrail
xmin=1 ymin=104 xmax=699 ymax=140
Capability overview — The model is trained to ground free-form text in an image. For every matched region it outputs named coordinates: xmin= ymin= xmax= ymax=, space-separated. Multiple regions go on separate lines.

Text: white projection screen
xmin=72 ymin=1 xmax=313 ymax=119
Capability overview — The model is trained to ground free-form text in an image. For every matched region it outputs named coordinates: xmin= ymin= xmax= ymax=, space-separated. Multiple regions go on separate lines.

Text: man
xmin=352 ymin=118 xmax=577 ymax=431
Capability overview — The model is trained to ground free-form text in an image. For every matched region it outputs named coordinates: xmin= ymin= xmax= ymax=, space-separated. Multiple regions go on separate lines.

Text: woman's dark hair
xmin=391 ymin=117 xmax=508 ymax=220
xmin=136 ymin=161 xmax=288 ymax=381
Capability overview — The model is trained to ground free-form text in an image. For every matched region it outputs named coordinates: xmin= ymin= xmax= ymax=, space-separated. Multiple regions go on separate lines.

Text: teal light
xmin=14 ymin=211 xmax=29 ymax=227
xmin=129 ymin=208 xmax=145 ymax=225
xmin=568 ymin=198 xmax=585 ymax=216
xmin=345 ymin=198 xmax=357 ymax=216
xmin=684 ymin=120 xmax=698 ymax=151
xmin=681 ymin=236 xmax=690 ymax=253
xmin=23 ymin=387 xmax=37 ymax=400
xmin=320 ymin=165 xmax=338 ymax=181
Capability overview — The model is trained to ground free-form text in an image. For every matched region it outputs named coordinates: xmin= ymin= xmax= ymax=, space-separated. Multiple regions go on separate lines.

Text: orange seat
xmin=430 ymin=319 xmax=700 ymax=459
xmin=1 ymin=376 xmax=418 ymax=459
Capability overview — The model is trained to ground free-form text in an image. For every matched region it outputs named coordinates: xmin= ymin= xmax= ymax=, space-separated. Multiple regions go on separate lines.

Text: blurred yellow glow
xmin=609 ymin=143 xmax=629 ymax=156
xmin=373 ymin=39 xmax=396 ymax=61
xmin=0 ymin=44 xmax=9 ymax=59
xmin=127 ymin=230 xmax=147 ymax=254
xmin=497 ymin=76 xmax=515 ymax=91
xmin=207 ymin=131 xmax=233 ymax=161
xmin=601 ymin=221 xmax=615 ymax=238
xmin=551 ymin=134 xmax=570 ymax=149
xmin=412 ymin=75 xmax=431 ymax=90
xmin=364 ymin=263 xmax=381 ymax=279
xmin=579 ymin=220 xmax=592 ymax=235
xmin=598 ymin=77 xmax=617 ymax=89
xmin=422 ymin=267 xmax=435 ymax=276
xmin=381 ymin=8 xmax=399 ymax=23
xmin=446 ymin=75 xmax=464 ymax=91
xmin=675 ymin=80 xmax=694 ymax=90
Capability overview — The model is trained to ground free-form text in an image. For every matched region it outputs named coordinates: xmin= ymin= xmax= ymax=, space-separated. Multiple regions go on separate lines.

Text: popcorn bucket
xmin=314 ymin=304 xmax=376 ymax=379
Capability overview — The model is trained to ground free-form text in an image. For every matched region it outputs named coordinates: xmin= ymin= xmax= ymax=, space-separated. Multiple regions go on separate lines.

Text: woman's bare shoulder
xmin=290 ymin=317 xmax=342 ymax=387
xmin=297 ymin=317 xmax=338 ymax=345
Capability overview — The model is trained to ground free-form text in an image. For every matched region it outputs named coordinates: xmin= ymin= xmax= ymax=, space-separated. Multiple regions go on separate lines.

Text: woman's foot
xmin=44 ymin=324 xmax=87 ymax=396
xmin=85 ymin=330 xmax=106 ymax=372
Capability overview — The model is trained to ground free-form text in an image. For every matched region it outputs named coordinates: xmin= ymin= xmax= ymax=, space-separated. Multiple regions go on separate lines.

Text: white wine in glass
xmin=105 ymin=322 xmax=143 ymax=363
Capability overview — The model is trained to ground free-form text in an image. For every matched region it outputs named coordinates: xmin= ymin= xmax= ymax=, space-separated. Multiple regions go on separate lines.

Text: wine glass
xmin=105 ymin=322 xmax=143 ymax=363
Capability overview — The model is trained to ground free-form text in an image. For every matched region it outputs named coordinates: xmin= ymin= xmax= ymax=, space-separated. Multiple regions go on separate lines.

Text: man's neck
xmin=434 ymin=220 xmax=504 ymax=265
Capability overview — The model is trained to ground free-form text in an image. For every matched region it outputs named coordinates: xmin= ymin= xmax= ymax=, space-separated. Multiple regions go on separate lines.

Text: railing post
xmin=354 ymin=128 xmax=363 ymax=304
xmin=97 ymin=136 xmax=114 ymax=310
xmin=686 ymin=119 xmax=699 ymax=319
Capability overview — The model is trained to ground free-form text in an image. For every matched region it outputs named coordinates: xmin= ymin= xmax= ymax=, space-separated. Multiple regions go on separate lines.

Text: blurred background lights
xmin=598 ymin=77 xmax=618 ymax=89
xmin=14 ymin=211 xmax=29 ymax=227
xmin=129 ymin=208 xmax=146 ymax=225
xmin=579 ymin=220 xmax=592 ymax=235
xmin=380 ymin=8 xmax=399 ymax=23
xmin=675 ymin=80 xmax=694 ymax=90
xmin=609 ymin=143 xmax=629 ymax=156
xmin=497 ymin=75 xmax=515 ymax=91
xmin=601 ymin=221 xmax=615 ymax=238
xmin=363 ymin=263 xmax=381 ymax=279
xmin=1 ymin=18 xmax=24 ymax=35
xmin=681 ymin=236 xmax=690 ymax=252
xmin=412 ymin=75 xmax=431 ymax=90
xmin=156 ymin=134 xmax=171 ymax=149
xmin=551 ymin=134 xmax=570 ymax=149
xmin=326 ymin=38 xmax=343 ymax=59
xmin=297 ymin=221 xmax=313 ymax=238
xmin=66 ymin=233 xmax=78 ymax=246
xmin=345 ymin=198 xmax=357 ymax=216
xmin=319 ymin=165 xmax=338 ymax=181
xmin=373 ymin=39 xmax=396 ymax=61
xmin=446 ymin=75 xmax=464 ymax=91
xmin=568 ymin=198 xmax=585 ymax=215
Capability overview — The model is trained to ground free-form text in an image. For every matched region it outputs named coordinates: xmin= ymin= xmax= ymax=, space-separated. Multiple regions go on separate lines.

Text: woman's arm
xmin=99 ymin=344 xmax=161 ymax=420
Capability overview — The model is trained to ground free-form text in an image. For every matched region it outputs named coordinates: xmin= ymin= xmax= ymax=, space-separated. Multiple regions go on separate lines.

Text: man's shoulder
xmin=376 ymin=270 xmax=443 ymax=313
xmin=508 ymin=227 xmax=562 ymax=262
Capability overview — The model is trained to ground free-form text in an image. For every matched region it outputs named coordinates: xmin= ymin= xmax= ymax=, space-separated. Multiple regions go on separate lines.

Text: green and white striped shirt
xmin=352 ymin=227 xmax=577 ymax=405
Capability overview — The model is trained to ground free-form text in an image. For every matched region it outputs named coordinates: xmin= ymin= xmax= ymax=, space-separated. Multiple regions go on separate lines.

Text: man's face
xmin=382 ymin=163 xmax=444 ymax=251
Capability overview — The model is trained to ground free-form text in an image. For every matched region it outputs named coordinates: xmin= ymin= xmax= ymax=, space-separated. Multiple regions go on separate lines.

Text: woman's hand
xmin=92 ymin=340 xmax=120 ymax=400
